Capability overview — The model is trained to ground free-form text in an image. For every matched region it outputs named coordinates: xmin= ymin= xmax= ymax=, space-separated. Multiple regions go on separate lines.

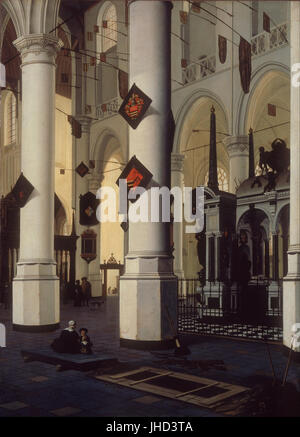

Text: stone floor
xmin=0 ymin=296 xmax=300 ymax=417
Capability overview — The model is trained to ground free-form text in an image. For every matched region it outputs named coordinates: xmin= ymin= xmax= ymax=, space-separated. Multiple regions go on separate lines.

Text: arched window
xmin=4 ymin=91 xmax=16 ymax=145
xmin=96 ymin=2 xmax=119 ymax=105
xmin=102 ymin=3 xmax=117 ymax=53
xmin=204 ymin=167 xmax=229 ymax=192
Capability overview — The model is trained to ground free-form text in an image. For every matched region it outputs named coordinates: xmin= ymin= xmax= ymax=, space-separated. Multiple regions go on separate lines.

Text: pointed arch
xmin=2 ymin=0 xmax=61 ymax=37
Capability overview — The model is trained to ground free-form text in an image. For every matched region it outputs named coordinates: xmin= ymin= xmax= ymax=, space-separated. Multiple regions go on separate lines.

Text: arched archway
xmin=0 ymin=17 xmax=21 ymax=198
xmin=178 ymin=96 xmax=229 ymax=188
xmin=95 ymin=1 xmax=118 ymax=104
xmin=54 ymin=193 xmax=68 ymax=236
xmin=92 ymin=127 xmax=125 ymax=173
xmin=175 ymin=95 xmax=229 ymax=279
xmin=237 ymin=207 xmax=270 ymax=278
xmin=0 ymin=17 xmax=21 ymax=90
xmin=244 ymin=70 xmax=290 ymax=168
xmin=97 ymin=2 xmax=118 ymax=54
xmin=236 ymin=63 xmax=290 ymax=135
xmin=93 ymin=131 xmax=125 ymax=295
xmin=275 ymin=204 xmax=290 ymax=279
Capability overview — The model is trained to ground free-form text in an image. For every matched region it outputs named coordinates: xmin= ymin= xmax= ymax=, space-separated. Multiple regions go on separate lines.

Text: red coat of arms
xmin=125 ymin=93 xmax=144 ymax=120
xmin=118 ymin=83 xmax=152 ymax=129
xmin=126 ymin=168 xmax=144 ymax=189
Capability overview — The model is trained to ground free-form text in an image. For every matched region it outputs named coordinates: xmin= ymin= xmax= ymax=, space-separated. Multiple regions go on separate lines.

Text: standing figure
xmin=237 ymin=230 xmax=251 ymax=284
xmin=81 ymin=277 xmax=92 ymax=307
xmin=66 ymin=281 xmax=74 ymax=303
xmin=73 ymin=280 xmax=82 ymax=307
xmin=3 ymin=282 xmax=11 ymax=310
xmin=237 ymin=230 xmax=251 ymax=317
xmin=220 ymin=228 xmax=233 ymax=284
xmin=60 ymin=280 xmax=67 ymax=305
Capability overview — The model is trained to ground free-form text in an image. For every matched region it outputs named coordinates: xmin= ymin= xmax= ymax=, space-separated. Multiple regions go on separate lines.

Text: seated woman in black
xmin=51 ymin=320 xmax=80 ymax=354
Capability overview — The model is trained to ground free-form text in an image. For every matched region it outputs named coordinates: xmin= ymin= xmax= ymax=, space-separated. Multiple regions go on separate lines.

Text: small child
xmin=79 ymin=328 xmax=93 ymax=354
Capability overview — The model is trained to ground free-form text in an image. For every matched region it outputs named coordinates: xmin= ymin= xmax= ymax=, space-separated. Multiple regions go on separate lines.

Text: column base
xmin=282 ymin=344 xmax=300 ymax=363
xmin=120 ymin=257 xmax=178 ymax=343
xmin=13 ymin=323 xmax=60 ymax=333
xmin=120 ymin=338 xmax=175 ymax=351
xmin=283 ymin=273 xmax=300 ymax=347
xmin=13 ymin=262 xmax=60 ymax=328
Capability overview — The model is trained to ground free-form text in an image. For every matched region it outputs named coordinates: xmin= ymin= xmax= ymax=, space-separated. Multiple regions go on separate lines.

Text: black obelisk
xmin=248 ymin=127 xmax=255 ymax=178
xmin=207 ymin=106 xmax=219 ymax=192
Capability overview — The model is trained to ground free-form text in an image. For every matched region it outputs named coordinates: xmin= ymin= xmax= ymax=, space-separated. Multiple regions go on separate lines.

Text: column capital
xmin=288 ymin=244 xmax=300 ymax=255
xmin=88 ymin=172 xmax=103 ymax=193
xmin=14 ymin=34 xmax=63 ymax=65
xmin=74 ymin=116 xmax=93 ymax=134
xmin=171 ymin=153 xmax=185 ymax=172
xmin=128 ymin=0 xmax=173 ymax=7
xmin=223 ymin=135 xmax=249 ymax=157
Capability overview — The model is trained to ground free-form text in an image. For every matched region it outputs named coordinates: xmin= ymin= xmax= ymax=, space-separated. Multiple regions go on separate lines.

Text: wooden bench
xmin=21 ymin=348 xmax=118 ymax=372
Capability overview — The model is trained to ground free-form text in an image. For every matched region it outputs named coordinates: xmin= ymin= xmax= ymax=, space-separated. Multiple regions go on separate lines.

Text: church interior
xmin=0 ymin=0 xmax=299 ymax=363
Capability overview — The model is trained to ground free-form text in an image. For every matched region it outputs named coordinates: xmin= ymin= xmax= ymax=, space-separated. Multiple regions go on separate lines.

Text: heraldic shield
xmin=118 ymin=83 xmax=152 ymax=129
xmin=80 ymin=191 xmax=99 ymax=226
xmin=75 ymin=161 xmax=89 ymax=178
xmin=239 ymin=37 xmax=252 ymax=94
xmin=218 ymin=35 xmax=227 ymax=64
xmin=116 ymin=155 xmax=153 ymax=202
xmin=11 ymin=173 xmax=35 ymax=208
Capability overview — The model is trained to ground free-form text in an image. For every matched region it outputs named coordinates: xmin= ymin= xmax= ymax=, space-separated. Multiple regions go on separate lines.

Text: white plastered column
xmin=223 ymin=135 xmax=249 ymax=193
xmin=119 ymin=0 xmax=177 ymax=349
xmin=74 ymin=117 xmax=92 ymax=282
xmin=171 ymin=153 xmax=185 ymax=278
xmin=12 ymin=34 xmax=63 ymax=330
xmin=87 ymin=173 xmax=102 ymax=297
xmin=283 ymin=1 xmax=300 ymax=349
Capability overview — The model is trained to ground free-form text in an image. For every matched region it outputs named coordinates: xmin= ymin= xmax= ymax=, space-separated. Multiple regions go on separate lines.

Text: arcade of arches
xmin=0 ymin=0 xmax=298 ymax=351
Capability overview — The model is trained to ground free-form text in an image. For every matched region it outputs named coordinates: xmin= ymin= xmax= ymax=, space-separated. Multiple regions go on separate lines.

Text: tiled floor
xmin=51 ymin=406 xmax=82 ymax=417
xmin=0 ymin=401 xmax=28 ymax=410
xmin=0 ymin=296 xmax=300 ymax=417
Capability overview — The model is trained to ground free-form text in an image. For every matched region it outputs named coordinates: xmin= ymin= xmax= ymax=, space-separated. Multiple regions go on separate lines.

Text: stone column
xmin=223 ymin=135 xmax=249 ymax=193
xmin=282 ymin=233 xmax=289 ymax=278
xmin=74 ymin=116 xmax=92 ymax=282
xmin=12 ymin=34 xmax=62 ymax=331
xmin=207 ymin=234 xmax=215 ymax=282
xmin=171 ymin=153 xmax=185 ymax=278
xmin=264 ymin=239 xmax=270 ymax=278
xmin=88 ymin=172 xmax=102 ymax=297
xmin=272 ymin=233 xmax=279 ymax=281
xmin=216 ymin=232 xmax=223 ymax=281
xmin=283 ymin=0 xmax=300 ymax=349
xmin=119 ymin=0 xmax=177 ymax=349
